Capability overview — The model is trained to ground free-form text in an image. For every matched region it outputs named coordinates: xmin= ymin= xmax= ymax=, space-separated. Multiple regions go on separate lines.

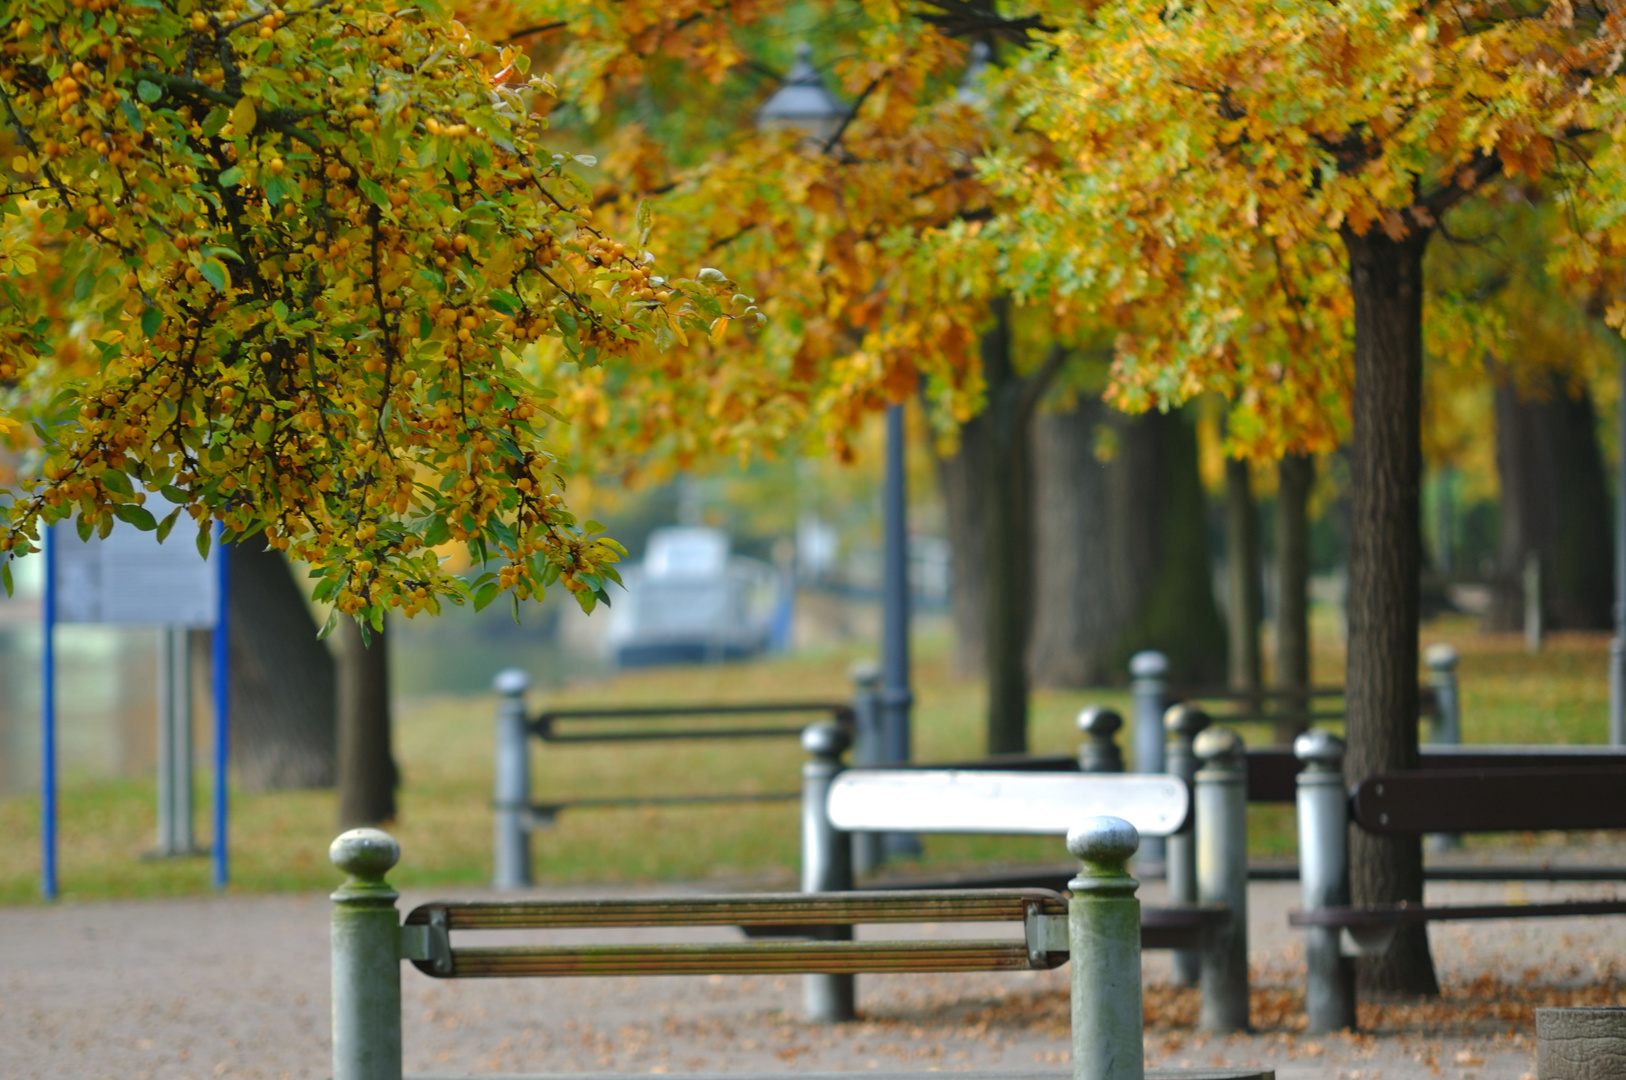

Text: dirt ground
xmin=2 ymin=872 xmax=1622 ymax=1080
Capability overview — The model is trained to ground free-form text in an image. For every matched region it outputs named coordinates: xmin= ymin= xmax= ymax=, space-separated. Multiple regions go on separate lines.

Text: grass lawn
xmin=0 ymin=614 xmax=1612 ymax=904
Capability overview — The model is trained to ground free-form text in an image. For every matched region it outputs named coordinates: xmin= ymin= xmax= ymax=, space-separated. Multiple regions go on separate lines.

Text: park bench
xmin=1287 ymin=729 xmax=1626 ymax=1032
xmin=328 ymin=821 xmax=1272 ymax=1080
xmin=795 ymin=720 xmax=1253 ymax=1032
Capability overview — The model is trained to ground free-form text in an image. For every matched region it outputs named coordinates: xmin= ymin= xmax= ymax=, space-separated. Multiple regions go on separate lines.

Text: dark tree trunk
xmin=1224 ymin=457 xmax=1263 ymax=706
xmin=1274 ymin=453 xmax=1315 ymax=744
xmin=937 ymin=411 xmax=988 ymax=678
xmin=197 ymin=532 xmax=336 ymax=791
xmin=337 ymin=616 xmax=398 ymax=828
xmin=981 ymin=299 xmax=1040 ymax=754
xmin=1030 ymin=396 xmax=1116 ymax=686
xmin=1486 ymin=373 xmax=1614 ymax=632
xmin=1112 ymin=408 xmax=1229 ymax=687
xmin=1342 ymin=226 xmax=1439 ymax=998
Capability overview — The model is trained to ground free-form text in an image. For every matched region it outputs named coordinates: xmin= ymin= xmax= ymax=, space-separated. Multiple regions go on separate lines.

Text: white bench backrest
xmin=825 ymin=770 xmax=1188 ymax=838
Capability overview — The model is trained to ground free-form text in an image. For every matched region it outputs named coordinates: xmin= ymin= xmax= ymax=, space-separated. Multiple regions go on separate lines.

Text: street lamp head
xmin=755 ymin=42 xmax=847 ymax=145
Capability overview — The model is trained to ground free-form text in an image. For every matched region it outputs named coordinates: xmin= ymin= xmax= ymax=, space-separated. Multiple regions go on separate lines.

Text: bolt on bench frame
xmin=328 ymin=821 xmax=1273 ymax=1080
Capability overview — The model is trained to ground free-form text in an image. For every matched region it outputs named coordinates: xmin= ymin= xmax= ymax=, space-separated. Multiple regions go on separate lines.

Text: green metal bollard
xmin=331 ymin=828 xmax=404 ymax=1080
xmin=1195 ymin=727 xmax=1250 ymax=1033
xmin=1068 ymin=815 xmax=1144 ymax=1080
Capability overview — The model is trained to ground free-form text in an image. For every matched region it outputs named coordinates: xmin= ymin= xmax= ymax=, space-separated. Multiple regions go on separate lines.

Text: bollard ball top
xmin=1424 ymin=642 xmax=1459 ymax=671
xmin=1066 ymin=815 xmax=1140 ymax=867
xmin=1164 ymin=703 xmax=1211 ymax=737
xmin=1193 ymin=726 xmax=1243 ymax=764
xmin=1129 ymin=650 xmax=1169 ymax=679
xmin=801 ymin=719 xmax=851 ymax=758
xmin=1293 ymin=728 xmax=1345 ymax=765
xmin=493 ymin=668 xmax=531 ymax=695
xmin=330 ymin=828 xmax=400 ymax=880
xmin=849 ymin=659 xmax=882 ymax=687
xmin=1076 ymin=705 xmax=1123 ymax=735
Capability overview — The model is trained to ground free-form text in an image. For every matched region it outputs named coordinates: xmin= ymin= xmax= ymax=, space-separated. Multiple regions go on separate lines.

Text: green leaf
xmin=112 ymin=503 xmax=157 ymax=531
xmin=359 ymin=177 xmax=389 ymax=210
xmin=195 ymin=522 xmax=212 ymax=560
xmin=136 ymin=80 xmax=161 ymax=103
xmin=200 ymin=107 xmax=229 ymax=137
xmin=199 ymin=258 xmax=229 ymax=293
xmin=1 ymin=559 xmax=12 ymax=597
xmin=264 ymin=175 xmax=290 ymax=205
xmin=118 ymin=100 xmax=144 ymax=133
xmin=472 ymin=580 xmax=500 ymax=611
xmin=141 ymin=307 xmax=162 ymax=338
xmin=160 ymin=484 xmax=187 ymax=504
xmin=636 ymin=198 xmax=653 ymax=246
xmin=155 ymin=507 xmax=181 ymax=543
xmin=99 ymin=470 xmax=133 ymax=496
xmin=219 ymin=165 xmax=244 ymax=187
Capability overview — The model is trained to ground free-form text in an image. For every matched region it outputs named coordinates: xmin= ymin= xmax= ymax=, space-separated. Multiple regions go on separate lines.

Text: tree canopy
xmin=0 ymin=0 xmax=755 ymax=629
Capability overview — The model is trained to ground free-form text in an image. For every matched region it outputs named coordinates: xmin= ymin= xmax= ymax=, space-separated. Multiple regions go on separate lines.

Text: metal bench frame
xmin=1288 ymin=730 xmax=1626 ymax=1033
xmin=796 ymin=721 xmax=1253 ymax=1033
xmin=328 ymin=822 xmax=1273 ymax=1080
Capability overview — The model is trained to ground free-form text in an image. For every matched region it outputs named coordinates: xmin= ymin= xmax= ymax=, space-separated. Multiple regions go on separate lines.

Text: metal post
xmin=155 ymin=626 xmax=195 ymax=856
xmin=1163 ymin=704 xmax=1211 ymax=987
xmin=1067 ymin=816 xmax=1144 ymax=1080
xmin=1423 ymin=642 xmax=1462 ymax=852
xmin=210 ymin=532 xmax=229 ymax=891
xmin=1077 ymin=707 xmax=1126 ymax=773
xmin=41 ymin=525 xmax=58 ymax=901
xmin=330 ymin=828 xmax=404 ymax=1080
xmin=1129 ymin=651 xmax=1169 ymax=871
xmin=1194 ymin=726 xmax=1249 ymax=1033
xmin=1614 ymin=351 xmax=1626 ymax=747
xmin=1294 ymin=730 xmax=1355 ymax=1033
xmin=1524 ymin=552 xmax=1543 ymax=654
xmin=801 ymin=720 xmax=855 ymax=1022
xmin=849 ymin=661 xmax=884 ymax=876
xmin=492 ymin=668 xmax=532 ymax=890
xmin=879 ymin=403 xmax=919 ymax=859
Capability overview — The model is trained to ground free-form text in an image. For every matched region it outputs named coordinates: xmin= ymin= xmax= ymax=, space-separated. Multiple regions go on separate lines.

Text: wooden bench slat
xmin=405 ymin=889 xmax=1067 ymax=931
xmin=1350 ymin=767 xmax=1626 ymax=834
xmin=1289 ymin=898 xmax=1626 ymax=928
xmin=421 ymin=939 xmax=1054 ymax=978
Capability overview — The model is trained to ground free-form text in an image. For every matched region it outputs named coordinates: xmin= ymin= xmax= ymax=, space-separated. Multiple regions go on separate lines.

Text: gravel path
xmin=3 ymin=876 xmax=1622 ymax=1080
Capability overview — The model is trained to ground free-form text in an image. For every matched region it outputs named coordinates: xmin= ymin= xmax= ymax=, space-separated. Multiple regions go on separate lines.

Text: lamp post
xmin=757 ymin=46 xmax=918 ymax=857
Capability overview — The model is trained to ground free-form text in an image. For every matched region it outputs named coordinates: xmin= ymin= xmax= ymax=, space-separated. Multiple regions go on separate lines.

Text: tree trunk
xmin=198 ymin=531 xmax=336 ymax=791
xmin=1112 ymin=408 xmax=1229 ymax=687
xmin=1486 ymin=373 xmax=1614 ymax=632
xmin=1029 ymin=397 xmax=1116 ymax=685
xmin=936 ymin=412 xmax=988 ymax=678
xmin=1274 ymin=453 xmax=1315 ymax=745
xmin=1224 ymin=457 xmax=1262 ymax=706
xmin=982 ymin=298 xmax=1036 ymax=754
xmin=337 ymin=616 xmax=398 ymax=828
xmin=1342 ymin=226 xmax=1438 ymax=999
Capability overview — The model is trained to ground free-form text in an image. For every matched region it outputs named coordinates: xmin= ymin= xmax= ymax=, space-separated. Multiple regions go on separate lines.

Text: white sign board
xmin=54 ymin=502 xmax=218 ymax=627
xmin=826 ymin=770 xmax=1189 ymax=839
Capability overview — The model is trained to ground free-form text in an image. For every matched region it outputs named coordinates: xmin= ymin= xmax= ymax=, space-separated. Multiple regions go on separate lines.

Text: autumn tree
xmin=975 ymin=0 xmax=1626 ymax=998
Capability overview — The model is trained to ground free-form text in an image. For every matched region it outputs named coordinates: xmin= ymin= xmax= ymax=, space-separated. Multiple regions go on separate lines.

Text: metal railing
xmin=490 ymin=668 xmax=852 ymax=890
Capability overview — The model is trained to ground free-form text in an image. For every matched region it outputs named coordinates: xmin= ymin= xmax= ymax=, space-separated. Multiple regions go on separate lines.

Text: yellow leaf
xmin=11 ymin=155 xmax=29 ymax=172
xmin=230 ymin=97 xmax=257 ymax=137
xmin=709 ymin=317 xmax=728 ymax=344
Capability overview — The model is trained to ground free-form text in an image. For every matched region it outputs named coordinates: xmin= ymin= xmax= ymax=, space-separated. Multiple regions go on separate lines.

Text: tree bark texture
xmin=1274 ymin=453 xmax=1315 ymax=745
xmin=936 ymin=411 xmax=988 ymax=678
xmin=1111 ymin=408 xmax=1229 ymax=687
xmin=981 ymin=299 xmax=1038 ymax=755
xmin=337 ymin=616 xmax=398 ymax=828
xmin=1029 ymin=397 xmax=1115 ymax=685
xmin=1224 ymin=457 xmax=1263 ymax=705
xmin=1486 ymin=373 xmax=1614 ymax=632
xmin=1342 ymin=226 xmax=1439 ymax=998
xmin=194 ymin=532 xmax=336 ymax=791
